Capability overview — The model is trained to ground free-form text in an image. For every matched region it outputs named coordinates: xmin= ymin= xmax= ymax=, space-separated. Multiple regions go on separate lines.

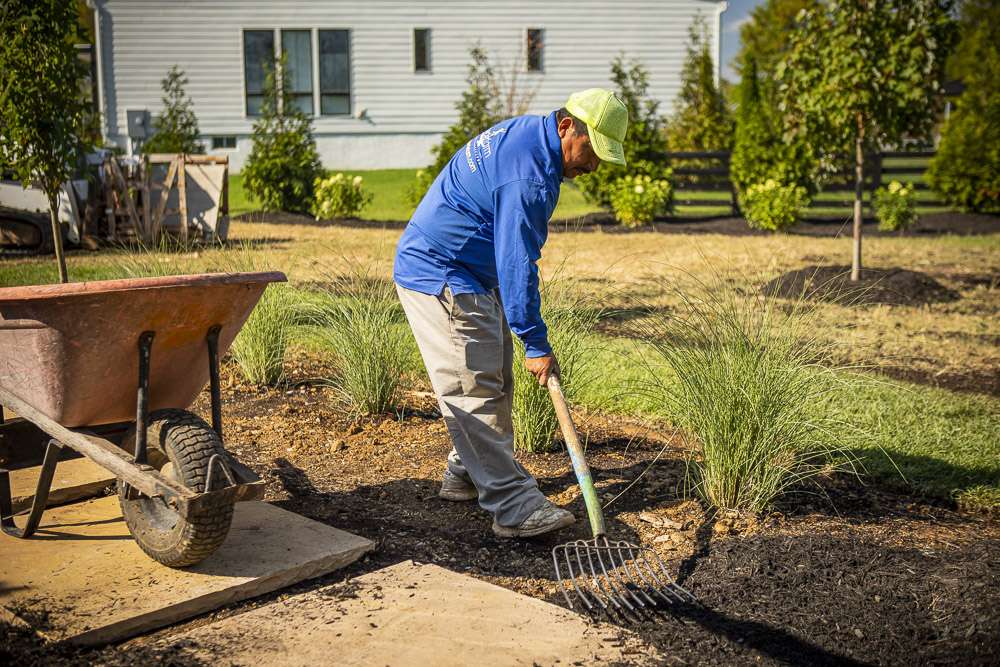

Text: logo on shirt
xmin=466 ymin=128 xmax=507 ymax=173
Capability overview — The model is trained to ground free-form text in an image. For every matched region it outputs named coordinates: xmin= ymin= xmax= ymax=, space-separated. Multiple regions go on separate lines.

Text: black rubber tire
xmin=117 ymin=409 xmax=235 ymax=567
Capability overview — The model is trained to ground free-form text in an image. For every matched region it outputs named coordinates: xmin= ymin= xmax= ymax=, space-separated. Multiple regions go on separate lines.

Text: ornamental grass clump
xmin=512 ymin=283 xmax=600 ymax=453
xmin=629 ymin=276 xmax=860 ymax=513
xmin=609 ymin=174 xmax=673 ymax=227
xmin=219 ymin=247 xmax=296 ymax=386
xmin=873 ymin=180 xmax=917 ymax=232
xmin=313 ymin=173 xmax=374 ymax=220
xmin=739 ymin=179 xmax=809 ymax=232
xmin=301 ymin=267 xmax=409 ymax=416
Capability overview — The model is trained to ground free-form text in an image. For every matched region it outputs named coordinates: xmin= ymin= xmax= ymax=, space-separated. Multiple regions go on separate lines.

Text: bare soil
xmin=5 ymin=356 xmax=995 ymax=665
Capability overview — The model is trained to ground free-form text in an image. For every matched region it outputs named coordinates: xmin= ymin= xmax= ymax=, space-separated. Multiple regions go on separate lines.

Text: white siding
xmin=96 ymin=0 xmax=724 ymax=168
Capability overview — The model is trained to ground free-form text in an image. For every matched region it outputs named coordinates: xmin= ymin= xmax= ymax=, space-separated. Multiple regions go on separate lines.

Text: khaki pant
xmin=396 ymin=284 xmax=546 ymax=527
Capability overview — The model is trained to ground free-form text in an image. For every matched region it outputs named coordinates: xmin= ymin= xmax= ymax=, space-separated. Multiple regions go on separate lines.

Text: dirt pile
xmin=762 ymin=265 xmax=961 ymax=306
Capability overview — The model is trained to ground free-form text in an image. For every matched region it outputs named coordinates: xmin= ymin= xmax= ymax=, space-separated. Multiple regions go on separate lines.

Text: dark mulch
xmin=761 ymin=265 xmax=961 ymax=307
xmin=3 ymin=360 xmax=997 ymax=665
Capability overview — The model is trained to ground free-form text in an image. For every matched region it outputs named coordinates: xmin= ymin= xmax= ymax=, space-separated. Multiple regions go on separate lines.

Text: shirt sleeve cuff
xmin=523 ymin=339 xmax=553 ymax=358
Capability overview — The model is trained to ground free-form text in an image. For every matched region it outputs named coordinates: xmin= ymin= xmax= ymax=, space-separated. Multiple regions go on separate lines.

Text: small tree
xmin=0 ymin=0 xmax=92 ymax=282
xmin=734 ymin=0 xmax=820 ymax=85
xmin=242 ymin=54 xmax=323 ymax=214
xmin=778 ymin=0 xmax=955 ymax=281
xmin=575 ymin=54 xmax=670 ymax=207
xmin=665 ymin=15 xmax=733 ymax=153
xmin=143 ymin=66 xmax=204 ymax=155
xmin=408 ymin=46 xmax=502 ymax=207
xmin=928 ymin=0 xmax=1000 ymax=213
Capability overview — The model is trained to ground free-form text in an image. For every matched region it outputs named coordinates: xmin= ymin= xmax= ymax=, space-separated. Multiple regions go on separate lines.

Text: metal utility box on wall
xmin=126 ymin=110 xmax=149 ymax=139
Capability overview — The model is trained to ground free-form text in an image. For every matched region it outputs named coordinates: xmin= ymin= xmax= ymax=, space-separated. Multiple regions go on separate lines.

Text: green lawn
xmin=229 ymin=170 xmax=603 ymax=222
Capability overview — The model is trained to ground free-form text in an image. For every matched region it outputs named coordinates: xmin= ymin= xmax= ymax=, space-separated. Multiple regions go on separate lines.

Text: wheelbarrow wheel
xmin=117 ymin=409 xmax=235 ymax=567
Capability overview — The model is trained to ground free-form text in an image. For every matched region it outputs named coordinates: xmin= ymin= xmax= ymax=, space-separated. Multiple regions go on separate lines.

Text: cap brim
xmin=588 ymin=125 xmax=626 ymax=166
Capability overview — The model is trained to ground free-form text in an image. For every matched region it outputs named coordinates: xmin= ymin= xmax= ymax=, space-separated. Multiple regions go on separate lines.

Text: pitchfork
xmin=547 ymin=375 xmax=695 ymax=616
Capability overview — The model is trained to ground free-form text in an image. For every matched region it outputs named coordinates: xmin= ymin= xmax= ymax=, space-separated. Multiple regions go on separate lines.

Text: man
xmin=394 ymin=89 xmax=628 ymax=538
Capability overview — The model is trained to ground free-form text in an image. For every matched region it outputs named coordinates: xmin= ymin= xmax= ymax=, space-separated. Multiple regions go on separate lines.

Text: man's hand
xmin=524 ymin=354 xmax=559 ymax=386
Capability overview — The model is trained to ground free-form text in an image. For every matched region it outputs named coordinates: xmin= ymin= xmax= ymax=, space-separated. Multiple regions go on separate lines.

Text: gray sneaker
xmin=492 ymin=501 xmax=576 ymax=538
xmin=439 ymin=469 xmax=478 ymax=501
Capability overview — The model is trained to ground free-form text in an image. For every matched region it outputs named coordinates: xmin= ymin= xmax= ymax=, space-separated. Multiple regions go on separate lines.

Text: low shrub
xmin=302 ymin=267 xmax=409 ymax=416
xmin=231 ymin=283 xmax=295 ymax=385
xmin=629 ymin=277 xmax=862 ymax=513
xmin=512 ymin=283 xmax=600 ymax=453
xmin=609 ymin=173 xmax=673 ymax=227
xmin=873 ymin=181 xmax=917 ymax=232
xmin=313 ymin=173 xmax=373 ymax=220
xmin=739 ymin=179 xmax=809 ymax=231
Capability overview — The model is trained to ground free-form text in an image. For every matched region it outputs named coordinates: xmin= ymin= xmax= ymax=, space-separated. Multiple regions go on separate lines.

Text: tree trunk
xmin=49 ymin=194 xmax=68 ymax=283
xmin=851 ymin=119 xmax=865 ymax=282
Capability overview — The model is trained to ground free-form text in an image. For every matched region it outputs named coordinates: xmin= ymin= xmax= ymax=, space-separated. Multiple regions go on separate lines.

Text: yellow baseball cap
xmin=565 ymin=88 xmax=628 ymax=166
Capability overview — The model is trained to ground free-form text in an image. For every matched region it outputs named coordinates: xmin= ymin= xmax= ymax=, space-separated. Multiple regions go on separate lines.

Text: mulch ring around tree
xmin=761 ymin=265 xmax=961 ymax=306
xmin=3 ymin=358 xmax=997 ymax=666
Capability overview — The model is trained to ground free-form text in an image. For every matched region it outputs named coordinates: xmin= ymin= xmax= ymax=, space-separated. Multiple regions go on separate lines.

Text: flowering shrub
xmin=739 ymin=179 xmax=809 ymax=232
xmin=312 ymin=173 xmax=373 ymax=220
xmin=874 ymin=180 xmax=917 ymax=232
xmin=609 ymin=174 xmax=673 ymax=227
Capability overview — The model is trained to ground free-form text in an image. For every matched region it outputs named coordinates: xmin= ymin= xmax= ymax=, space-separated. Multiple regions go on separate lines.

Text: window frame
xmin=242 ymin=28 xmax=277 ymax=118
xmin=413 ymin=27 xmax=431 ymax=73
xmin=280 ymin=28 xmax=315 ymax=116
xmin=526 ymin=27 xmax=544 ymax=73
xmin=317 ymin=28 xmax=353 ymax=117
xmin=211 ymin=136 xmax=237 ymax=150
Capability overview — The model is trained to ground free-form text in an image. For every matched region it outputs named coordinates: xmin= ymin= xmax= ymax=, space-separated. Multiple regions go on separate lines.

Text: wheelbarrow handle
xmin=547 ymin=375 xmax=606 ymax=538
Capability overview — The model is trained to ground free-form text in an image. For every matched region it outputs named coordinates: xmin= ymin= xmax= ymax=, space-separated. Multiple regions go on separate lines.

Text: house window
xmin=281 ymin=30 xmax=314 ymax=115
xmin=212 ymin=136 xmax=237 ymax=149
xmin=414 ymin=28 xmax=430 ymax=72
xmin=526 ymin=28 xmax=544 ymax=72
xmin=526 ymin=28 xmax=545 ymax=72
xmin=319 ymin=29 xmax=351 ymax=115
xmin=243 ymin=30 xmax=275 ymax=116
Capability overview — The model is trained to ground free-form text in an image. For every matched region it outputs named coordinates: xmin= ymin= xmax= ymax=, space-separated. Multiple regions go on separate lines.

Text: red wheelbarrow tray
xmin=0 ymin=271 xmax=287 ymax=428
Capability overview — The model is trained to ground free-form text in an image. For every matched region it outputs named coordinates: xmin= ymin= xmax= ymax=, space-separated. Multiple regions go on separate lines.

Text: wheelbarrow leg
xmin=0 ymin=439 xmax=64 ymax=538
xmin=206 ymin=325 xmax=223 ymax=440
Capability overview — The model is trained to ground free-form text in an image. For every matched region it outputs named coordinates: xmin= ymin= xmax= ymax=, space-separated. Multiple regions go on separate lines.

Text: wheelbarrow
xmin=0 ymin=271 xmax=286 ymax=567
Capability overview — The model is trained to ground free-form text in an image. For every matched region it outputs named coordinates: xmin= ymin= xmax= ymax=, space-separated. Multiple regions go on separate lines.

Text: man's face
xmin=558 ymin=116 xmax=600 ymax=179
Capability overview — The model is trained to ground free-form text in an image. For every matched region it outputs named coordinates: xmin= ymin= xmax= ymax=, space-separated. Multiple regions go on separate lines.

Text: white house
xmin=87 ymin=0 xmax=727 ymax=171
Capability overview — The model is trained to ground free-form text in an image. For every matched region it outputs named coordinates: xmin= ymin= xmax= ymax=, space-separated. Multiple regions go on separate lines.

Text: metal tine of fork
xmin=580 ymin=540 xmax=623 ymax=611
xmin=611 ymin=540 xmax=659 ymax=607
xmin=554 ymin=544 xmax=594 ymax=611
xmin=553 ymin=546 xmax=576 ymax=610
xmin=625 ymin=542 xmax=687 ymax=605
xmin=636 ymin=547 xmax=693 ymax=603
xmin=646 ymin=548 xmax=697 ymax=602
xmin=599 ymin=536 xmax=650 ymax=609
xmin=573 ymin=541 xmax=611 ymax=611
xmin=590 ymin=537 xmax=637 ymax=612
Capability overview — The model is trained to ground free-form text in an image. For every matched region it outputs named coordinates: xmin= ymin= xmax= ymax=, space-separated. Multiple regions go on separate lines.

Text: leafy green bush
xmin=609 ymin=174 xmax=672 ymax=227
xmin=927 ymin=0 xmax=1000 ymax=214
xmin=739 ymin=179 xmax=808 ymax=231
xmin=730 ymin=53 xmax=813 ymax=195
xmin=242 ymin=55 xmax=323 ymax=214
xmin=512 ymin=284 xmax=599 ymax=453
xmin=927 ymin=92 xmax=1000 ymax=213
xmin=874 ymin=181 xmax=917 ymax=232
xmin=313 ymin=173 xmax=373 ymax=220
xmin=630 ymin=277 xmax=862 ymax=513
xmin=302 ymin=268 xmax=409 ymax=416
xmin=575 ymin=56 xmax=670 ymax=208
xmin=142 ymin=66 xmax=205 ymax=155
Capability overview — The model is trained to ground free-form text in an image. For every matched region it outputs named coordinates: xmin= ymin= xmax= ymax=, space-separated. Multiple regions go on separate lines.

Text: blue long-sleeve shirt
xmin=393 ymin=111 xmax=562 ymax=357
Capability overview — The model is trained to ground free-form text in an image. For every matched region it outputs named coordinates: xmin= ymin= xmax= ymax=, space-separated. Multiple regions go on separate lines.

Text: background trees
xmin=778 ymin=0 xmax=955 ymax=280
xmin=143 ymin=66 xmax=205 ymax=155
xmin=0 ymin=0 xmax=94 ymax=282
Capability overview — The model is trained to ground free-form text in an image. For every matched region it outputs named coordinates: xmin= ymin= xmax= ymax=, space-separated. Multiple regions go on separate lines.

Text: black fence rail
xmin=653 ymin=150 xmax=942 ymax=217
